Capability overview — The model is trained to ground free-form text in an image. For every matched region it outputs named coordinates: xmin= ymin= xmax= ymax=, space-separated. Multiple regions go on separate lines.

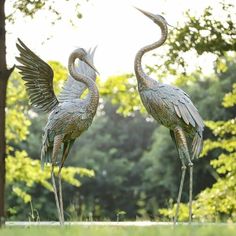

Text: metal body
xmin=16 ymin=39 xmax=99 ymax=225
xmin=134 ymin=8 xmax=204 ymax=223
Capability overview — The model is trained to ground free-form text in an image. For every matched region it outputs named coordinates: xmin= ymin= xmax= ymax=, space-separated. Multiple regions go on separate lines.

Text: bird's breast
xmin=140 ymin=90 xmax=181 ymax=129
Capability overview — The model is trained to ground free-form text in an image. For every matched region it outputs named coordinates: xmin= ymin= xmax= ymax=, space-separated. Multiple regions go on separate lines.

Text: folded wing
xmin=158 ymin=85 xmax=204 ymax=131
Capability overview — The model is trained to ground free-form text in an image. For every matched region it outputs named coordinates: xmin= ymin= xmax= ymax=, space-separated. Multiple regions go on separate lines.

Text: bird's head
xmin=72 ymin=48 xmax=99 ymax=74
xmin=135 ymin=7 xmax=173 ymax=28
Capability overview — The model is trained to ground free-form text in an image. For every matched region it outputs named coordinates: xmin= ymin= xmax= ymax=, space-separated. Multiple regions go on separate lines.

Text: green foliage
xmin=100 ymin=74 xmax=145 ymax=116
xmin=205 ymin=119 xmax=236 ymax=136
xmin=11 ymin=187 xmax=31 ymax=204
xmin=163 ymin=1 xmax=236 ymax=75
xmin=7 ymin=150 xmax=51 ymax=192
xmin=7 ymin=0 xmax=86 ymax=24
xmin=6 ymin=72 xmax=30 ymax=145
xmin=193 ymin=86 xmax=236 ymax=221
xmin=12 ymin=1 xmax=47 ymax=17
xmin=48 ymin=61 xmax=67 ymax=94
xmin=6 ymin=148 xmax=94 ymax=204
xmin=60 ymin=167 xmax=94 ymax=187
xmin=223 ymin=83 xmax=236 ymax=108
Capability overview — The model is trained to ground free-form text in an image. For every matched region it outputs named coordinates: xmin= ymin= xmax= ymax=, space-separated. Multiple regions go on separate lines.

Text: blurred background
xmin=2 ymin=0 xmax=236 ymax=222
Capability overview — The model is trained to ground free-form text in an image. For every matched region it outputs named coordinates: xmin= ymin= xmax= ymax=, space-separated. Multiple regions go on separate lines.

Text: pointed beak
xmin=134 ymin=7 xmax=155 ymax=20
xmin=84 ymin=56 xmax=99 ymax=75
xmin=135 ymin=7 xmax=175 ymax=28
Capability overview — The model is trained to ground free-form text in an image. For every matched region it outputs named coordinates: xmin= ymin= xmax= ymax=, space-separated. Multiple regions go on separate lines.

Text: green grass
xmin=1 ymin=225 xmax=236 ymax=236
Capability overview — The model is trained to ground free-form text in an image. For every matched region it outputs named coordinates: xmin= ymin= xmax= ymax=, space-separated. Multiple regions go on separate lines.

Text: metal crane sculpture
xmin=16 ymin=39 xmax=99 ymax=225
xmin=134 ymin=8 xmax=204 ymax=224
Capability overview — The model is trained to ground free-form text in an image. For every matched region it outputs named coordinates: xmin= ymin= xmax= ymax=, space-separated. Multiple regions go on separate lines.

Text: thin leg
xmin=51 ymin=166 xmax=62 ymax=224
xmin=58 ymin=140 xmax=75 ymax=175
xmin=174 ymin=158 xmax=186 ymax=225
xmin=173 ymin=127 xmax=193 ymax=224
xmin=58 ymin=143 xmax=70 ymax=175
xmin=58 ymin=172 xmax=64 ymax=224
xmin=188 ymin=162 xmax=193 ymax=224
xmin=51 ymin=135 xmax=63 ymax=225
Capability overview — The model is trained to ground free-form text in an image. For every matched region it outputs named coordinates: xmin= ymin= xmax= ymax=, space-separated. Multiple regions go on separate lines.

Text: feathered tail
xmin=40 ymin=132 xmax=52 ymax=169
xmin=192 ymin=130 xmax=203 ymax=160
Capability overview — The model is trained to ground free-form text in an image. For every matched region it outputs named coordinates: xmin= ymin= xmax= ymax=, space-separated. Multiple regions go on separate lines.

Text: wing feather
xmin=154 ymin=84 xmax=204 ymax=131
xmin=16 ymin=38 xmax=58 ymax=113
xmin=179 ymin=103 xmax=196 ymax=127
xmin=169 ymin=86 xmax=204 ymax=130
xmin=174 ymin=105 xmax=181 ymax=118
xmin=185 ymin=102 xmax=204 ymax=129
xmin=149 ymin=83 xmax=204 ymax=159
xmin=178 ymin=103 xmax=190 ymax=125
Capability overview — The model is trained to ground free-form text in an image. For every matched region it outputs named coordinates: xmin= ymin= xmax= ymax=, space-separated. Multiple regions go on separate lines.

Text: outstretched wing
xmin=58 ymin=48 xmax=97 ymax=102
xmin=16 ymin=38 xmax=58 ymax=113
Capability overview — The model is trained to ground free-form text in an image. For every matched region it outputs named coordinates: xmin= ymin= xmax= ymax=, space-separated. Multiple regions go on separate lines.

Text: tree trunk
xmin=0 ymin=0 xmax=14 ymax=227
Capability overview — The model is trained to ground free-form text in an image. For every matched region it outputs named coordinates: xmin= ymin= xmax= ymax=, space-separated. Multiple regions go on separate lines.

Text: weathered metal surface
xmin=134 ymin=8 xmax=204 ymax=224
xmin=16 ymin=39 xmax=99 ymax=226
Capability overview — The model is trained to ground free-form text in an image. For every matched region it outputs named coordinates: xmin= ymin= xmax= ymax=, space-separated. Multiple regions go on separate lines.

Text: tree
xmin=157 ymin=1 xmax=236 ymax=77
xmin=0 ymin=1 xmax=14 ymax=225
xmin=194 ymin=83 xmax=236 ymax=222
xmin=0 ymin=0 xmax=85 ymax=225
xmin=100 ymin=74 xmax=145 ymax=116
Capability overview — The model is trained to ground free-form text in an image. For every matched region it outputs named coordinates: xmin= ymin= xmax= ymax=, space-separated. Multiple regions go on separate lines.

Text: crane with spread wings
xmin=16 ymin=39 xmax=99 ymax=225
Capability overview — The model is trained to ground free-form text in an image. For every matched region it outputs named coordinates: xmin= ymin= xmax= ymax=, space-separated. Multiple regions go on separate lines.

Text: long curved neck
xmin=68 ymin=53 xmax=99 ymax=112
xmin=134 ymin=19 xmax=168 ymax=89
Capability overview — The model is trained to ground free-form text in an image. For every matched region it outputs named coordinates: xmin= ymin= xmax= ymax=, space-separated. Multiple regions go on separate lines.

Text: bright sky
xmin=6 ymin=0 xmax=225 ymax=78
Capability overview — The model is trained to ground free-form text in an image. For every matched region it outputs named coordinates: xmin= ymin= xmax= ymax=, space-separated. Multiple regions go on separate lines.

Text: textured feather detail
xmin=140 ymin=82 xmax=205 ymax=164
xmin=180 ymin=103 xmax=196 ymax=127
xmin=152 ymin=84 xmax=204 ymax=130
xmin=58 ymin=47 xmax=97 ymax=103
xmin=192 ymin=131 xmax=203 ymax=159
xmin=58 ymin=139 xmax=75 ymax=174
xmin=174 ymin=105 xmax=181 ymax=118
xmin=41 ymin=131 xmax=51 ymax=169
xmin=178 ymin=103 xmax=190 ymax=125
xmin=185 ymin=103 xmax=204 ymax=130
xmin=16 ymin=38 xmax=58 ymax=113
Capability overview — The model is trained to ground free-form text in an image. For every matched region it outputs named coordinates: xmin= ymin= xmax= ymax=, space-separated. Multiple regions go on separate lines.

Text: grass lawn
xmin=1 ymin=224 xmax=236 ymax=236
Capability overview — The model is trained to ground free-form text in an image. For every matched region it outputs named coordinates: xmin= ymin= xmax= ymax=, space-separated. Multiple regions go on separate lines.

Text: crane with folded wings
xmin=134 ymin=8 xmax=204 ymax=224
